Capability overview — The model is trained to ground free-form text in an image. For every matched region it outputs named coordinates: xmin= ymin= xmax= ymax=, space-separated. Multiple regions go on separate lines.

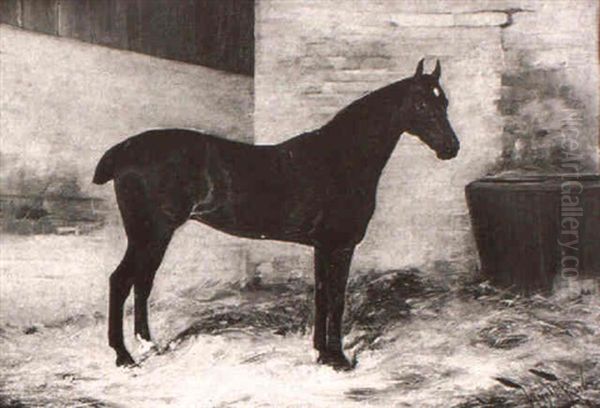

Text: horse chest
xmin=289 ymin=184 xmax=376 ymax=245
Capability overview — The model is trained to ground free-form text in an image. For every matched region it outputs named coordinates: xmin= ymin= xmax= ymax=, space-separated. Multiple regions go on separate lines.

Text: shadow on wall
xmin=493 ymin=54 xmax=598 ymax=175
xmin=0 ymin=153 xmax=107 ymax=235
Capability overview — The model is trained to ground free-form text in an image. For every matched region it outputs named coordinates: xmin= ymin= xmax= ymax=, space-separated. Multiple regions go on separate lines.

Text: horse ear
xmin=414 ymin=58 xmax=424 ymax=78
xmin=432 ymin=60 xmax=441 ymax=80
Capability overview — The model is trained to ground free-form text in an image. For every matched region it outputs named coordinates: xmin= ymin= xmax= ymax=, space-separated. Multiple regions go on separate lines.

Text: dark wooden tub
xmin=466 ymin=174 xmax=600 ymax=294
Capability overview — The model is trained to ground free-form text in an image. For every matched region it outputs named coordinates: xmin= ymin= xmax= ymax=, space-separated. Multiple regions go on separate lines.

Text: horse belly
xmin=189 ymin=190 xmax=284 ymax=238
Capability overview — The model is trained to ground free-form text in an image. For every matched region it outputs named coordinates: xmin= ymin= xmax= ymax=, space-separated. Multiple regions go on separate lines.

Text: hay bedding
xmin=1 ymin=265 xmax=598 ymax=407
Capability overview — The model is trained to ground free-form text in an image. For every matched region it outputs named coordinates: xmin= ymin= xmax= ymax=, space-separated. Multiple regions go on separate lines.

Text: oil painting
xmin=1 ymin=1 xmax=598 ymax=407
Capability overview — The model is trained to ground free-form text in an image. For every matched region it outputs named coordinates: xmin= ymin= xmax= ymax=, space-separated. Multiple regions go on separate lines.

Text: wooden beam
xmin=0 ymin=0 xmax=22 ymax=27
xmin=22 ymin=0 xmax=58 ymax=35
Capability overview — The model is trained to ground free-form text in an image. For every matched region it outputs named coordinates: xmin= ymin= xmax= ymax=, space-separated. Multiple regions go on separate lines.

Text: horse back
xmin=105 ymin=129 xmax=293 ymax=237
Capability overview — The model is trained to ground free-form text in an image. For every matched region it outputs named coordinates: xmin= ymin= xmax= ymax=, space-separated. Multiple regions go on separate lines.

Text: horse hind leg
xmin=108 ymin=244 xmax=137 ymax=366
xmin=109 ymin=174 xmax=180 ymax=366
xmin=109 ymin=236 xmax=172 ymax=367
xmin=133 ymin=234 xmax=172 ymax=353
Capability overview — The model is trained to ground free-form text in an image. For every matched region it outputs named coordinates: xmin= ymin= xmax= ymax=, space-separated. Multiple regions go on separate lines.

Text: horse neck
xmin=318 ymin=89 xmax=408 ymax=178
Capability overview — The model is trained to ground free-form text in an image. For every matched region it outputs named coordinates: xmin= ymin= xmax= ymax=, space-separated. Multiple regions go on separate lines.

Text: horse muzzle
xmin=437 ymin=141 xmax=459 ymax=160
xmin=433 ymin=120 xmax=460 ymax=160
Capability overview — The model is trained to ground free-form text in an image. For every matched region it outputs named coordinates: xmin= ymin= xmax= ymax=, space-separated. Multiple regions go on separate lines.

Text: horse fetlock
xmin=313 ymin=340 xmax=327 ymax=353
xmin=135 ymin=333 xmax=157 ymax=355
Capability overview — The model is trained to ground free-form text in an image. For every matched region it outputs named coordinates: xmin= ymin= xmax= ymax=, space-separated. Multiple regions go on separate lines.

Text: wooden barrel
xmin=465 ymin=174 xmax=600 ymax=294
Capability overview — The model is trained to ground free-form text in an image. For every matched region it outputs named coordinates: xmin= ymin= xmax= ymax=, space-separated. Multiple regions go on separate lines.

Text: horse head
xmin=405 ymin=59 xmax=460 ymax=160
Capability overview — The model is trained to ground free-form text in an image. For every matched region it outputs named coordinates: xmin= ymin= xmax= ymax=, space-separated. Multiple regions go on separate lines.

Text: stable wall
xmin=1 ymin=0 xmax=598 ymax=282
xmin=0 ymin=24 xmax=253 ymax=200
xmin=0 ymin=24 xmax=254 ymax=281
xmin=253 ymin=0 xmax=599 ymax=276
xmin=0 ymin=0 xmax=254 ymax=75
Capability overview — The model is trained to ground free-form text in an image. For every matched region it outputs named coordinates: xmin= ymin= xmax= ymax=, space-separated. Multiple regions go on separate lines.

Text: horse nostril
xmin=447 ymin=142 xmax=459 ymax=154
xmin=441 ymin=143 xmax=459 ymax=159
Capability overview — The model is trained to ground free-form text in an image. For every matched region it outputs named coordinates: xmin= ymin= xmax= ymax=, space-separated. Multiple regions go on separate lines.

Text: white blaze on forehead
xmin=433 ymin=87 xmax=440 ymax=97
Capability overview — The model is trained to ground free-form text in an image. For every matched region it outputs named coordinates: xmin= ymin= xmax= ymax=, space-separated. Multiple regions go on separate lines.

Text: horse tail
xmin=93 ymin=141 xmax=126 ymax=185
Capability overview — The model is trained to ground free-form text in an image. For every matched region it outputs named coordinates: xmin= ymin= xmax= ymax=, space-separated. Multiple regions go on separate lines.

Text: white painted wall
xmin=0 ymin=24 xmax=255 ymax=284
xmin=0 ymin=24 xmax=253 ymax=201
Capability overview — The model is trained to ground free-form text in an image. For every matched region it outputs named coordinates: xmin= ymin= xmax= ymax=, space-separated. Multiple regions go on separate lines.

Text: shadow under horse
xmin=93 ymin=59 xmax=460 ymax=370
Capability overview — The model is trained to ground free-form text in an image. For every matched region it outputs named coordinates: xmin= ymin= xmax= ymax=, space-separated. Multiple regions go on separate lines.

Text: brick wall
xmin=253 ymin=0 xmax=599 ymax=277
xmin=497 ymin=3 xmax=599 ymax=173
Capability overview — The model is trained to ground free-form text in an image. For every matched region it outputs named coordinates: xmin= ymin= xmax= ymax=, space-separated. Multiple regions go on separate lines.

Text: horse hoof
xmin=317 ymin=352 xmax=355 ymax=371
xmin=333 ymin=358 xmax=355 ymax=372
xmin=115 ymin=352 xmax=136 ymax=368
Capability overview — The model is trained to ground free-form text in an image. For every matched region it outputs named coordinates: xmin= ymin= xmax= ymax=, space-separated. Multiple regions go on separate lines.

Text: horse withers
xmin=93 ymin=59 xmax=459 ymax=370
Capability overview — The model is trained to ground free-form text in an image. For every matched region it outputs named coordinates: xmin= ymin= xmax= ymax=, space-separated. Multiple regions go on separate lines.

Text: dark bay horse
xmin=93 ymin=59 xmax=459 ymax=370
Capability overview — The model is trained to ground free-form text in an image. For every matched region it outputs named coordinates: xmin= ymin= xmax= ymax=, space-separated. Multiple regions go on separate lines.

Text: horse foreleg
xmin=317 ymin=245 xmax=355 ymax=370
xmin=313 ymin=247 xmax=329 ymax=354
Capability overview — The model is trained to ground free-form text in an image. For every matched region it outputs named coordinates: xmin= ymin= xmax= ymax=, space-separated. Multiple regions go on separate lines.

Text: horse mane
xmin=324 ymin=78 xmax=409 ymax=131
